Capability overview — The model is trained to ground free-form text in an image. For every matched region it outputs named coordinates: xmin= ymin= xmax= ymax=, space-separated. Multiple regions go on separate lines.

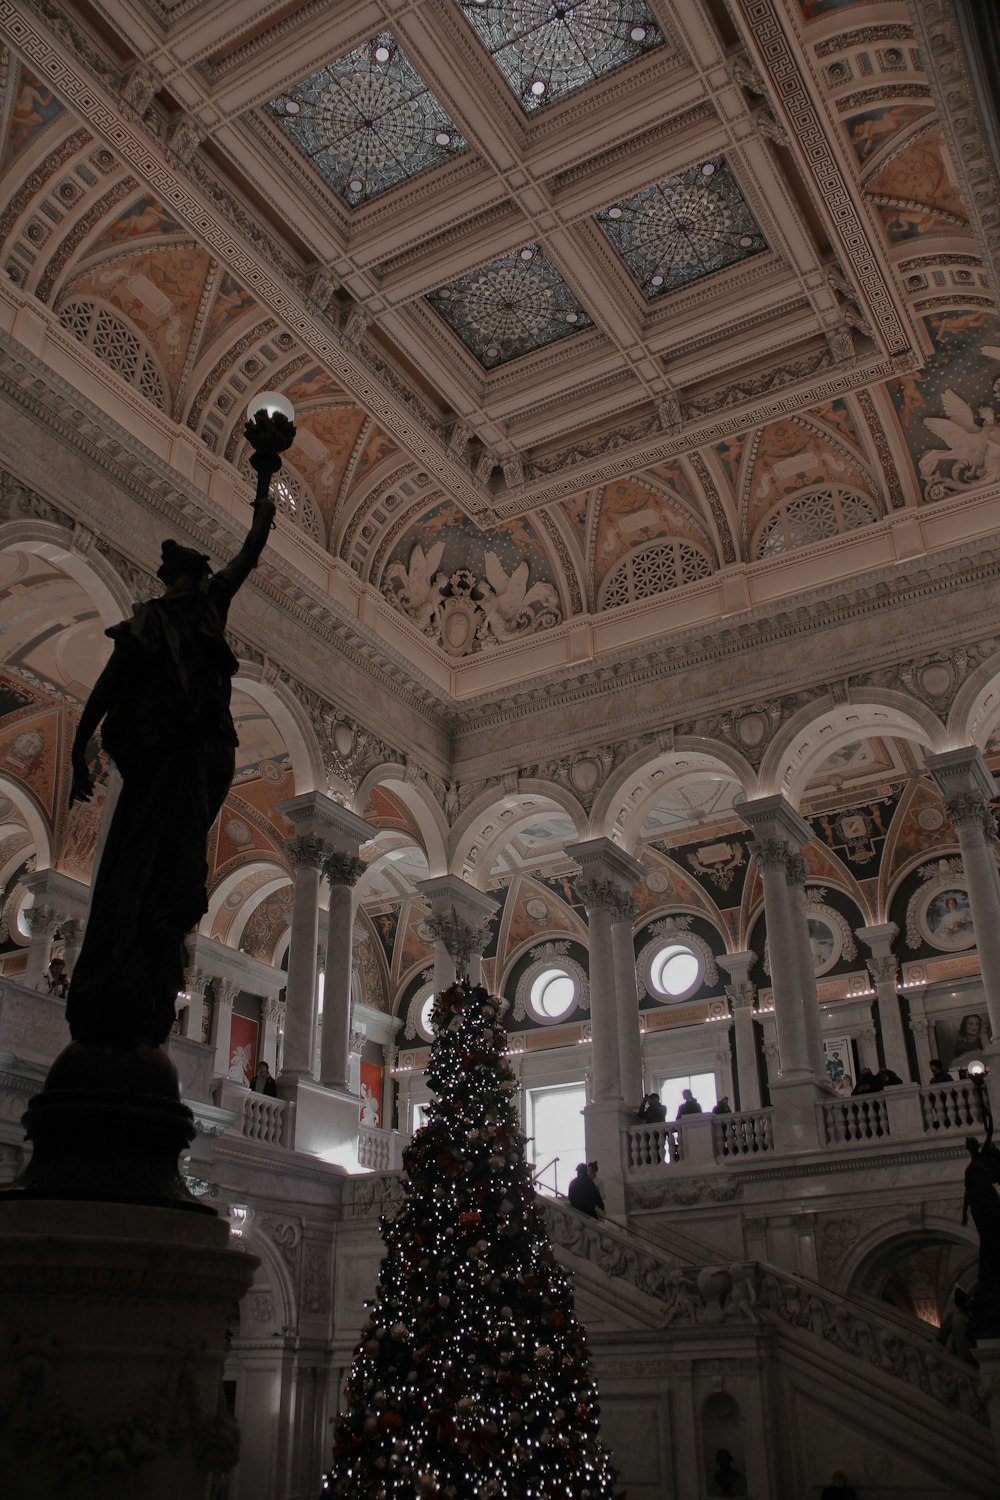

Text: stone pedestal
xmin=0 ymin=1199 xmax=257 ymax=1499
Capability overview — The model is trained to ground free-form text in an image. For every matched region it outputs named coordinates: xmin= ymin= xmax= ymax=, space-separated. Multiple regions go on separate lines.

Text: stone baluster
xmin=927 ymin=749 xmax=1000 ymax=1049
xmin=720 ymin=951 xmax=761 ymax=1111
xmin=280 ymin=834 xmax=326 ymax=1082
xmin=856 ymin=923 xmax=909 ymax=1078
xmin=320 ymin=850 xmax=366 ymax=1091
xmin=609 ymin=891 xmax=643 ymax=1110
xmin=22 ymin=902 xmax=58 ymax=990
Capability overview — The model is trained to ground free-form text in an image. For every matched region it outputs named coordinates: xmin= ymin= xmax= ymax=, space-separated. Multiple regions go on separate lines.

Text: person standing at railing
xmin=250 ymin=1060 xmax=277 ymax=1097
xmin=929 ymin=1058 xmax=953 ymax=1084
xmin=637 ymin=1092 xmax=666 ymax=1122
xmin=675 ymin=1087 xmax=702 ymax=1118
xmin=851 ymin=1067 xmax=879 ymax=1095
xmin=712 ymin=1096 xmax=732 ymax=1114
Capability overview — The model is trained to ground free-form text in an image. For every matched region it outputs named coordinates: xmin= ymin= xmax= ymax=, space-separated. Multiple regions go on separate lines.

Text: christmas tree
xmin=326 ymin=980 xmax=619 ymax=1499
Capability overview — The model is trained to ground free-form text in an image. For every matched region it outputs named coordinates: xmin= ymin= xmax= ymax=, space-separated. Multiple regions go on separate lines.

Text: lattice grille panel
xmin=58 ymin=299 xmax=167 ymax=411
xmin=601 ymin=539 xmax=713 ymax=608
xmin=756 ymin=486 xmax=877 ymax=558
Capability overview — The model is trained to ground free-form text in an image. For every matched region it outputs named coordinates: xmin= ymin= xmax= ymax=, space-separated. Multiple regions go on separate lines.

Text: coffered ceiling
xmin=0 ymin=0 xmax=998 ymax=684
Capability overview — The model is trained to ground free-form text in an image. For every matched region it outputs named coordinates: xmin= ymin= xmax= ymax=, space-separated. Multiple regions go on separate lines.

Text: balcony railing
xmin=238 ymin=1090 xmax=289 ymax=1146
xmin=714 ymin=1108 xmax=774 ymax=1158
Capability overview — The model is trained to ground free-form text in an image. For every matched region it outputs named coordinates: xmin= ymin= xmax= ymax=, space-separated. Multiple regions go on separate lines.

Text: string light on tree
xmin=324 ymin=980 xmax=620 ymax=1498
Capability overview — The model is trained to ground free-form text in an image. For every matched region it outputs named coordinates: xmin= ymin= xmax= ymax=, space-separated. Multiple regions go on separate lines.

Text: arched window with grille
xmin=754 ymin=485 xmax=878 ymax=559
xmin=57 ymin=299 xmax=168 ymax=412
xmin=599 ymin=538 xmax=713 ymax=609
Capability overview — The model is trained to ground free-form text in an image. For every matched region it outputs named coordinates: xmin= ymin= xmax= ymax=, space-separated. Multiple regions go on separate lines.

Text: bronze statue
xmin=67 ymin=408 xmax=293 ymax=1049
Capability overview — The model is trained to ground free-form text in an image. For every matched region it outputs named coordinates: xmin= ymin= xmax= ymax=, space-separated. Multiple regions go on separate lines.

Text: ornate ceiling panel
xmin=426 ymin=243 xmax=592 ymax=369
xmin=265 ymin=30 xmax=467 ymax=208
xmin=594 ymin=157 xmax=767 ymax=300
xmin=455 ymin=0 xmax=665 ymax=111
xmin=0 ymin=0 xmax=998 ymax=681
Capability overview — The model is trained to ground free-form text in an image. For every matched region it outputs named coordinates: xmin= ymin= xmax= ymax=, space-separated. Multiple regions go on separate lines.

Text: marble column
xmin=320 ymin=850 xmax=366 ymax=1091
xmin=60 ymin=917 xmax=85 ymax=980
xmin=740 ymin=797 xmax=824 ymax=1082
xmin=784 ymin=850 xmax=826 ymax=1072
xmin=261 ymin=995 xmax=283 ymax=1073
xmin=566 ymin=839 xmax=646 ymax=1105
xmin=720 ymin=951 xmax=762 ymax=1111
xmin=416 ymin=876 xmax=499 ymax=990
xmin=857 ymin=1015 xmax=880 ymax=1075
xmin=609 ymin=892 xmax=643 ymax=1109
xmin=907 ymin=990 xmax=935 ymax=1083
xmin=856 ymin=922 xmax=909 ymax=1078
xmin=21 ymin=901 xmax=58 ymax=989
xmin=740 ymin=796 xmax=824 ymax=1149
xmin=280 ymin=834 xmax=326 ymax=1082
xmin=927 ymin=749 xmax=1000 ymax=1047
xmin=210 ymin=978 xmax=238 ymax=1078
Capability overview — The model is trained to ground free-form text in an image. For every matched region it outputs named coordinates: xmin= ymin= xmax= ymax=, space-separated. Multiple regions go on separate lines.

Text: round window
xmin=418 ymin=992 xmax=437 ymax=1040
xmin=650 ymin=942 xmax=702 ymax=1000
xmin=529 ymin=967 xmax=577 ymax=1020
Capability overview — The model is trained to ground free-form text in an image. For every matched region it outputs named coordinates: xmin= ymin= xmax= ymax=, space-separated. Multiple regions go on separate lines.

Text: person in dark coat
xmin=929 ymin=1059 xmax=953 ymax=1083
xmin=851 ymin=1067 xmax=879 ymax=1095
xmin=676 ymin=1087 xmax=702 ymax=1118
xmin=712 ymin=1096 xmax=732 ymax=1115
xmin=637 ymin=1092 xmax=666 ymax=1122
xmin=251 ymin=1061 xmax=278 ymax=1097
xmin=567 ymin=1161 xmax=605 ymax=1218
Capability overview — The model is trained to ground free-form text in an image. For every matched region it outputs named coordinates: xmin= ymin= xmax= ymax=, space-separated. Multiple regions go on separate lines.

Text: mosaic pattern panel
xmin=267 ymin=32 xmax=467 ymax=207
xmin=595 ymin=157 xmax=767 ymax=300
xmin=427 ymin=243 xmax=592 ymax=369
xmin=456 ymin=0 xmax=664 ymax=110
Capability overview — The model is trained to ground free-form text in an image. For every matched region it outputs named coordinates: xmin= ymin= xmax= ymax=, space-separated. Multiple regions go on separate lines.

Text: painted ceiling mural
xmin=0 ymin=0 xmax=995 ymax=660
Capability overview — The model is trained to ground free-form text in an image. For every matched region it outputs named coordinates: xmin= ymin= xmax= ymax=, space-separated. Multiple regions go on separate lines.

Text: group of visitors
xmin=636 ymin=1088 xmax=734 ymax=1122
xmin=39 ymin=956 xmax=69 ymax=999
xmin=851 ymin=1065 xmax=903 ymax=1095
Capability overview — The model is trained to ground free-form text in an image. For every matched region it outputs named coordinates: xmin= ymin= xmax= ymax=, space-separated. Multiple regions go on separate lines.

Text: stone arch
xmin=231 ymin=669 xmax=323 ymax=797
xmin=834 ymin=1219 xmax=977 ymax=1316
xmin=238 ymin=1219 xmax=298 ymax=1334
xmin=203 ymin=860 xmax=289 ymax=942
xmin=758 ymin=692 xmax=948 ymax=802
xmin=355 ymin=764 xmax=447 ymax=874
xmin=590 ymin=740 xmax=758 ymax=853
xmin=449 ymin=787 xmax=585 ymax=887
xmin=0 ymin=518 xmax=137 ymax=627
xmin=947 ymin=652 xmax=1000 ymax=749
xmin=0 ymin=774 xmax=51 ymax=869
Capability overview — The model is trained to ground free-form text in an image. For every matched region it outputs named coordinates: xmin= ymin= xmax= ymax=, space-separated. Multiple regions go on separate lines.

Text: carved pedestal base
xmin=1 ymin=1041 xmax=206 ymax=1210
xmin=0 ymin=1200 xmax=257 ymax=1499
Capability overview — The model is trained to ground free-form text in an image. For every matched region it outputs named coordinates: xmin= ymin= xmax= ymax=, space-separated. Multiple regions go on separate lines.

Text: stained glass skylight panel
xmin=267 ymin=32 xmax=467 ymax=207
xmin=595 ymin=158 xmax=768 ymax=299
xmin=427 ymin=244 xmax=592 ymax=370
xmin=456 ymin=0 xmax=664 ymax=111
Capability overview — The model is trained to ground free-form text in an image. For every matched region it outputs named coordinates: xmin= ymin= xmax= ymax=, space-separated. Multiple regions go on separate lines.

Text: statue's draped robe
xmin=68 ymin=566 xmax=245 ymax=1046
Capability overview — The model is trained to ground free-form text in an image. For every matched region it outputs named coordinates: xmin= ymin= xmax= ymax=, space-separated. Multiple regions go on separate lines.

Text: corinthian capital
xmin=783 ymin=850 xmax=808 ymax=887
xmin=323 ymin=851 xmax=366 ymax=888
xmin=576 ymin=878 xmax=623 ymax=913
xmin=753 ymin=838 xmax=789 ymax=873
xmin=286 ymin=834 xmax=327 ymax=871
xmin=609 ymin=892 xmax=639 ymax=925
xmin=945 ymin=791 xmax=998 ymax=841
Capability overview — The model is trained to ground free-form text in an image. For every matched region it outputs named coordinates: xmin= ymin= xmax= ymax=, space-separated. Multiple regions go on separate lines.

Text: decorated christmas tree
xmin=326 ymin=980 xmax=619 ymax=1499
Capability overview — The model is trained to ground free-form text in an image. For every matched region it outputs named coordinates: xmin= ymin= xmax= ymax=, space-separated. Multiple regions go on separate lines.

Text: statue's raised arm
xmin=66 ymin=405 xmax=294 ymax=1049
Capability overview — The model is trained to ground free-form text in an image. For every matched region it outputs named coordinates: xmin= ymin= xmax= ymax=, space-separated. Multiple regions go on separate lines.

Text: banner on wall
xmin=359 ymin=1060 xmax=383 ymax=1127
xmin=228 ymin=1013 xmax=258 ymax=1086
xmin=823 ymin=1036 xmax=854 ymax=1096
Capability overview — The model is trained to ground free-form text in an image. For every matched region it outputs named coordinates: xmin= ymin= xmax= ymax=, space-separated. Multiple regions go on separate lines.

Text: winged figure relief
xmin=920 ymin=388 xmax=1000 ymax=491
xmin=477 ymin=551 xmax=560 ymax=642
xmin=384 ymin=542 xmax=447 ymax=633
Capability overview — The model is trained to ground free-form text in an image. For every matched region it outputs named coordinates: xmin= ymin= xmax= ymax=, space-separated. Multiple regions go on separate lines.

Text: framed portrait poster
xmin=823 ymin=1037 xmax=855 ymax=1096
xmin=935 ymin=1011 xmax=990 ymax=1070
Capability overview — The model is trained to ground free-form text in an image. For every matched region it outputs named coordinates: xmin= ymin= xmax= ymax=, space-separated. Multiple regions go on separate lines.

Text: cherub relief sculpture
xmin=920 ymin=378 xmax=1000 ymax=495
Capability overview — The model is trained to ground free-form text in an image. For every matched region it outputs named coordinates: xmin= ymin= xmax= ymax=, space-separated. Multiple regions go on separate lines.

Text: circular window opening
xmin=418 ymin=993 xmax=437 ymax=1040
xmin=529 ymin=967 xmax=577 ymax=1020
xmin=650 ymin=943 xmax=701 ymax=999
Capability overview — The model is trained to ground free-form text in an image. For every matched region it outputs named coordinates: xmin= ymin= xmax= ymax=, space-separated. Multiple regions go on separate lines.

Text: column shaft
xmin=281 ymin=837 xmax=324 ymax=1081
xmin=320 ymin=853 xmax=364 ymax=1091
xmin=731 ymin=999 xmax=762 ymax=1111
xmin=580 ymin=894 xmax=622 ymax=1102
xmin=756 ymin=844 xmax=814 ymax=1080
xmin=610 ymin=900 xmax=642 ymax=1108
xmin=951 ymin=807 xmax=1000 ymax=1042
xmin=784 ymin=856 xmax=825 ymax=1076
